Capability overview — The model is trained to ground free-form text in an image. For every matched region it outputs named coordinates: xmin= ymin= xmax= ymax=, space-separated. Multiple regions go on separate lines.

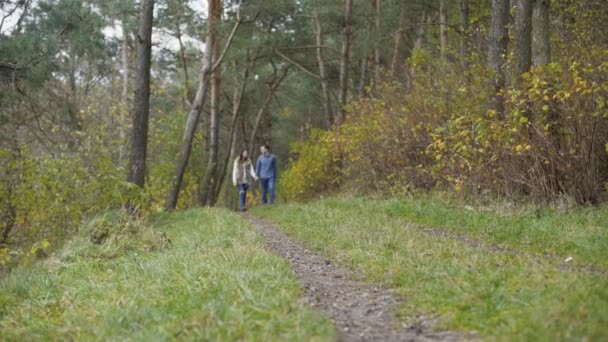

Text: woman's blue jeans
xmin=238 ymin=183 xmax=249 ymax=209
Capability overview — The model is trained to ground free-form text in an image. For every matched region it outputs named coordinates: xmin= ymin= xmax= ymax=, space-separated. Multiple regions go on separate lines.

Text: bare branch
xmin=273 ymin=48 xmax=321 ymax=80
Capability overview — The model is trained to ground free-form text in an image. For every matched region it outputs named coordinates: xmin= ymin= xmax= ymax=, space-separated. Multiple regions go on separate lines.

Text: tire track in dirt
xmin=245 ymin=214 xmax=467 ymax=342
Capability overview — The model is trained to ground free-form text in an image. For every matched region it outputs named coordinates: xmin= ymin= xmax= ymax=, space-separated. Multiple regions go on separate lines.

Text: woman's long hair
xmin=238 ymin=150 xmax=250 ymax=164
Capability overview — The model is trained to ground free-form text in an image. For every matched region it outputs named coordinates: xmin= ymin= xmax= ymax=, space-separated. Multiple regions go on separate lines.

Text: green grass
xmin=0 ymin=208 xmax=335 ymax=341
xmin=252 ymin=197 xmax=608 ymax=340
xmin=382 ymin=195 xmax=608 ymax=269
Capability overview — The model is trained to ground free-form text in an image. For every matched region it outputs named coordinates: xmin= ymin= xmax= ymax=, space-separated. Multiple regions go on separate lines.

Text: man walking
xmin=256 ymin=144 xmax=277 ymax=204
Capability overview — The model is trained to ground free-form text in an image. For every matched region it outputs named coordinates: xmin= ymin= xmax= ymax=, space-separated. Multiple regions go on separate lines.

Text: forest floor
xmin=245 ymin=214 xmax=464 ymax=341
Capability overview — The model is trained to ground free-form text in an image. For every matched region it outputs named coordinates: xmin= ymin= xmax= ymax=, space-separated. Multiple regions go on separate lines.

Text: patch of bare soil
xmin=245 ymin=214 xmax=468 ymax=342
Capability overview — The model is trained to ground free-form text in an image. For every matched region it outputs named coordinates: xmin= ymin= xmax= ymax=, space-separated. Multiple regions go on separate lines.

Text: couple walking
xmin=232 ymin=144 xmax=277 ymax=211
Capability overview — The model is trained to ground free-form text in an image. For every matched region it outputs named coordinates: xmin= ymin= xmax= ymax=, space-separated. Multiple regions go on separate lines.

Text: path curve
xmin=245 ymin=214 xmax=465 ymax=342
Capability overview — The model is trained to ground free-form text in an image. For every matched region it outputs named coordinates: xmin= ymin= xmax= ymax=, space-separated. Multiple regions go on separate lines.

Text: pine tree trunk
xmin=488 ymin=0 xmax=510 ymax=118
xmin=460 ymin=0 xmax=470 ymax=57
xmin=440 ymin=0 xmax=448 ymax=57
xmin=338 ymin=0 xmax=353 ymax=123
xmin=390 ymin=1 xmax=407 ymax=75
xmin=249 ymin=68 xmax=289 ymax=153
xmin=515 ymin=0 xmax=533 ymax=76
xmin=373 ymin=0 xmax=381 ymax=80
xmin=199 ymin=0 xmax=223 ymax=206
xmin=127 ymin=0 xmax=154 ymax=191
xmin=119 ymin=12 xmax=130 ymax=163
xmin=313 ymin=9 xmax=333 ymax=129
xmin=214 ymin=58 xmax=254 ymax=204
xmin=414 ymin=10 xmax=427 ymax=50
xmin=165 ymin=0 xmax=218 ymax=211
xmin=177 ymin=25 xmax=191 ymax=106
xmin=358 ymin=57 xmax=368 ymax=96
xmin=532 ymin=0 xmax=551 ymax=65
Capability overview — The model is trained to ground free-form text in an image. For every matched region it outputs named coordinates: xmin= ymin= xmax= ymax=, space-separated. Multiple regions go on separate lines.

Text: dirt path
xmin=245 ymin=214 xmax=465 ymax=342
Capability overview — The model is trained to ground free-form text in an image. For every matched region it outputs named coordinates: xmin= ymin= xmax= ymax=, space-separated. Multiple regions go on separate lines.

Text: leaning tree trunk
xmin=165 ymin=0 xmax=243 ymax=211
xmin=488 ymin=0 xmax=510 ymax=118
xmin=514 ymin=0 xmax=533 ymax=76
xmin=199 ymin=0 xmax=223 ymax=206
xmin=214 ymin=57 xmax=255 ymax=203
xmin=313 ymin=9 xmax=333 ymax=129
xmin=127 ymin=0 xmax=154 ymax=193
xmin=532 ymin=0 xmax=551 ymax=66
xmin=249 ymin=68 xmax=289 ymax=153
xmin=337 ymin=0 xmax=353 ymax=124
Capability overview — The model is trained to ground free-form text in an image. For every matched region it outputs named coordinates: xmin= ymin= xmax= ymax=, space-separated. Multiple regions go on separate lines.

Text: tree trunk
xmin=440 ymin=0 xmax=448 ymax=57
xmin=358 ymin=57 xmax=368 ymax=96
xmin=127 ymin=0 xmax=154 ymax=191
xmin=199 ymin=0 xmax=223 ymax=206
xmin=249 ymin=68 xmax=289 ymax=153
xmin=337 ymin=0 xmax=353 ymax=124
xmin=414 ymin=10 xmax=427 ymax=50
xmin=313 ymin=9 xmax=333 ymax=129
xmin=532 ymin=0 xmax=551 ymax=65
xmin=177 ymin=25 xmax=191 ymax=106
xmin=390 ymin=1 xmax=407 ymax=75
xmin=373 ymin=0 xmax=381 ymax=80
xmin=460 ymin=0 xmax=470 ymax=57
xmin=165 ymin=0 xmax=217 ymax=211
xmin=214 ymin=57 xmax=255 ymax=203
xmin=119 ymin=12 xmax=130 ymax=164
xmin=515 ymin=0 xmax=533 ymax=76
xmin=488 ymin=0 xmax=510 ymax=118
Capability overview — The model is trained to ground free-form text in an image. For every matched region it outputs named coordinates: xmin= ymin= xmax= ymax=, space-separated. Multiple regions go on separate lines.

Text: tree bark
xmin=249 ymin=67 xmax=289 ymax=153
xmin=414 ymin=10 xmax=427 ymax=50
xmin=313 ymin=9 xmax=333 ymax=129
xmin=532 ymin=0 xmax=551 ymax=65
xmin=213 ymin=57 xmax=255 ymax=203
xmin=119 ymin=12 xmax=130 ymax=163
xmin=176 ymin=25 xmax=191 ymax=106
xmin=358 ymin=57 xmax=368 ymax=96
xmin=127 ymin=0 xmax=154 ymax=191
xmin=440 ymin=0 xmax=448 ymax=57
xmin=337 ymin=0 xmax=353 ymax=124
xmin=390 ymin=1 xmax=407 ymax=75
xmin=165 ymin=0 xmax=243 ymax=211
xmin=373 ymin=0 xmax=381 ymax=80
xmin=199 ymin=0 xmax=223 ymax=206
xmin=515 ymin=0 xmax=533 ymax=76
xmin=460 ymin=0 xmax=470 ymax=57
xmin=488 ymin=0 xmax=510 ymax=118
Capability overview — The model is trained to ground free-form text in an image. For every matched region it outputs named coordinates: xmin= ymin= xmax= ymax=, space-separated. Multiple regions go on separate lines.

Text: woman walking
xmin=232 ymin=150 xmax=258 ymax=211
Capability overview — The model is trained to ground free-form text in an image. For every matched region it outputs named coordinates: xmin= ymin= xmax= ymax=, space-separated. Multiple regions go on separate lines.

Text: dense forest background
xmin=1 ymin=0 xmax=607 ymax=269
